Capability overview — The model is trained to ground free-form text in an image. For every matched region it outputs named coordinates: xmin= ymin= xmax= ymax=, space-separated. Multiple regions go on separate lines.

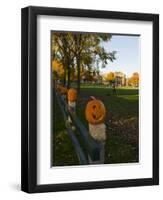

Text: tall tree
xmin=105 ymin=72 xmax=115 ymax=83
xmin=52 ymin=33 xmax=75 ymax=87
xmin=51 ymin=32 xmax=116 ymax=91
xmin=71 ymin=33 xmax=116 ymax=92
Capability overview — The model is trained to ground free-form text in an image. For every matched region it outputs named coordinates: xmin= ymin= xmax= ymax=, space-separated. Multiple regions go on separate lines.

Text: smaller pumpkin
xmin=68 ymin=88 xmax=77 ymax=102
xmin=60 ymin=86 xmax=68 ymax=94
xmin=56 ymin=84 xmax=64 ymax=92
xmin=56 ymin=84 xmax=61 ymax=91
xmin=85 ymin=99 xmax=106 ymax=125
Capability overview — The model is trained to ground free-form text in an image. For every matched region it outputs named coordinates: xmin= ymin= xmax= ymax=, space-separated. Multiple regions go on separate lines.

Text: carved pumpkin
xmin=85 ymin=99 xmax=106 ymax=125
xmin=56 ymin=84 xmax=64 ymax=92
xmin=56 ymin=84 xmax=61 ymax=91
xmin=68 ymin=88 xmax=77 ymax=102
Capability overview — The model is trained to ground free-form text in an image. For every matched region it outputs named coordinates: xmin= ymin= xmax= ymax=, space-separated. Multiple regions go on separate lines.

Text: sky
xmin=101 ymin=34 xmax=140 ymax=77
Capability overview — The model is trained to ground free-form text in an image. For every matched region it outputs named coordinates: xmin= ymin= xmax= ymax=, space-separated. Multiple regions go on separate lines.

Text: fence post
xmin=85 ymin=99 xmax=106 ymax=164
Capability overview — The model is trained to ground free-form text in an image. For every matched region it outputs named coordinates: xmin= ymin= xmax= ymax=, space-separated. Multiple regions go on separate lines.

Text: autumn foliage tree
xmin=52 ymin=60 xmax=64 ymax=80
xmin=129 ymin=72 xmax=139 ymax=87
xmin=51 ymin=32 xmax=116 ymax=92
xmin=105 ymin=71 xmax=117 ymax=94
xmin=105 ymin=72 xmax=115 ymax=84
xmin=52 ymin=33 xmax=75 ymax=87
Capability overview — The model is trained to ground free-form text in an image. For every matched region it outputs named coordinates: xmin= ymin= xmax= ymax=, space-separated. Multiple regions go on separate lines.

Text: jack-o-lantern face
xmin=68 ymin=88 xmax=77 ymax=102
xmin=85 ymin=99 xmax=106 ymax=125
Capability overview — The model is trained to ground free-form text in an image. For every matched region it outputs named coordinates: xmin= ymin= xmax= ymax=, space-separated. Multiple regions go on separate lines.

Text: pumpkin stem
xmin=90 ymin=96 xmax=96 ymax=100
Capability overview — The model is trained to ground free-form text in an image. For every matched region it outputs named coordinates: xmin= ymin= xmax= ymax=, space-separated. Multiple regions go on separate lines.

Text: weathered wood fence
xmin=55 ymin=87 xmax=106 ymax=165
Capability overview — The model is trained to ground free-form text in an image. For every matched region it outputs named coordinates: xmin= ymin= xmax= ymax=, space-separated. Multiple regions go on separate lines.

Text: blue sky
xmin=101 ymin=35 xmax=140 ymax=77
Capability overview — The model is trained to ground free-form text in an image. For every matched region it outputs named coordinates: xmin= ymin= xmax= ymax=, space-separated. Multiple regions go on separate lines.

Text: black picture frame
xmin=21 ymin=6 xmax=159 ymax=193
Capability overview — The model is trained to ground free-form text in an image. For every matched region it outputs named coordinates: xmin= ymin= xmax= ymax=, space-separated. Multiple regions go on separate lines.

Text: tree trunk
xmin=77 ymin=55 xmax=80 ymax=93
xmin=63 ymin=67 xmax=66 ymax=86
xmin=67 ymin=61 xmax=71 ymax=89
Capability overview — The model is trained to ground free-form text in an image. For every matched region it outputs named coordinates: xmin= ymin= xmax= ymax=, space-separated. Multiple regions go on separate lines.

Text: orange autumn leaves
xmin=52 ymin=60 xmax=64 ymax=78
xmin=105 ymin=72 xmax=115 ymax=82
xmin=129 ymin=72 xmax=139 ymax=87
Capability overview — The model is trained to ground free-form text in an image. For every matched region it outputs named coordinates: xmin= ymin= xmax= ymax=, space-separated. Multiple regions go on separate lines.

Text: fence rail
xmin=55 ymin=89 xmax=103 ymax=165
xmin=56 ymin=91 xmax=88 ymax=164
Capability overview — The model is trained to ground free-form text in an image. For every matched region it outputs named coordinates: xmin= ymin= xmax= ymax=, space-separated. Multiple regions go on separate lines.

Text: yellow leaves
xmin=105 ymin=72 xmax=115 ymax=82
xmin=52 ymin=60 xmax=64 ymax=77
xmin=129 ymin=72 xmax=139 ymax=87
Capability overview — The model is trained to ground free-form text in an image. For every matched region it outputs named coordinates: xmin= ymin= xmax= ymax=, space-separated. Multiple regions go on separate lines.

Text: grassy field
xmin=52 ymin=85 xmax=139 ymax=166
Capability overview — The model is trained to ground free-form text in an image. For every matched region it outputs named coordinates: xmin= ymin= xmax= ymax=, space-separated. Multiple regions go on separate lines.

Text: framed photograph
xmin=21 ymin=6 xmax=159 ymax=193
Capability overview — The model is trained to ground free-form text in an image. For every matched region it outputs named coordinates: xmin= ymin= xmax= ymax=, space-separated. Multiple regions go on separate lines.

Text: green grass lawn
xmin=52 ymin=85 xmax=139 ymax=166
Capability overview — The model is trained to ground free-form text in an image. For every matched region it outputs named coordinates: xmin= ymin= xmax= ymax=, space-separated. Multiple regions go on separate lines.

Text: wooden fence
xmin=55 ymin=89 xmax=105 ymax=165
